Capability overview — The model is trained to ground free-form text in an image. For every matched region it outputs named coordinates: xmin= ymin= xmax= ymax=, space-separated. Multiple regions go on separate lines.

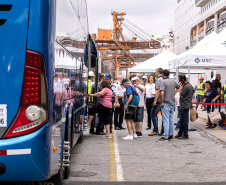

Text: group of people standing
xmin=86 ymin=69 xmax=226 ymax=141
xmin=195 ymin=74 xmax=226 ymax=128
xmin=120 ymin=68 xmax=194 ymax=142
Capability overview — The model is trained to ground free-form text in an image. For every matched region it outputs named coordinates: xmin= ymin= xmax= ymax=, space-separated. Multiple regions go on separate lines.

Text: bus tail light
xmin=4 ymin=51 xmax=48 ymax=139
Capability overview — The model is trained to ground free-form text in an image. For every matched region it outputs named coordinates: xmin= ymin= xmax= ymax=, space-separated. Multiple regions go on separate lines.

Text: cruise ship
xmin=174 ymin=0 xmax=226 ymax=55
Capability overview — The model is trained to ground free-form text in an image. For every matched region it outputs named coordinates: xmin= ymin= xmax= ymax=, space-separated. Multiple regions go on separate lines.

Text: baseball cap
xmin=199 ymin=77 xmax=204 ymax=80
xmin=131 ymin=77 xmax=139 ymax=81
xmin=122 ymin=78 xmax=130 ymax=84
xmin=88 ymin=71 xmax=95 ymax=77
xmin=142 ymin=76 xmax=147 ymax=79
xmin=105 ymin=73 xmax=112 ymax=80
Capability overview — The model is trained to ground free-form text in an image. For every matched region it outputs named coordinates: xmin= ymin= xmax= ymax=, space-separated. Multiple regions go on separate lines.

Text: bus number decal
xmin=0 ymin=104 xmax=7 ymax=127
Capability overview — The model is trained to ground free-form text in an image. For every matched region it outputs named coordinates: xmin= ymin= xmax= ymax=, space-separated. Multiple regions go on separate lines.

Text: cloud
xmin=86 ymin=0 xmax=177 ymax=36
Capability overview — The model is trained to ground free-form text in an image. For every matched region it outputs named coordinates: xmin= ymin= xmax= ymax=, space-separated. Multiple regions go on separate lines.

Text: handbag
xmin=208 ymin=109 xmax=222 ymax=124
xmin=218 ymin=112 xmax=226 ymax=126
xmin=190 ymin=107 xmax=198 ymax=122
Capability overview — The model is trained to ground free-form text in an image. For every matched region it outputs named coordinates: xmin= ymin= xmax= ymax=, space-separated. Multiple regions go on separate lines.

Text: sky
xmin=86 ymin=0 xmax=178 ymax=39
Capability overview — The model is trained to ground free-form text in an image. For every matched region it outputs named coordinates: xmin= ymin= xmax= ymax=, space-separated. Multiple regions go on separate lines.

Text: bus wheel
xmin=49 ymin=164 xmax=64 ymax=185
xmin=77 ymin=132 xmax=83 ymax=144
xmin=63 ymin=111 xmax=71 ymax=179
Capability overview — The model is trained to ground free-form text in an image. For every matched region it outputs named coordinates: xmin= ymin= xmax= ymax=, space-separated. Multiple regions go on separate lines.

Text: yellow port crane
xmin=94 ymin=11 xmax=161 ymax=78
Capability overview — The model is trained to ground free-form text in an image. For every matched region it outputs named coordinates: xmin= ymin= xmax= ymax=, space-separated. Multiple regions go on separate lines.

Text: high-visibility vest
xmin=140 ymin=81 xmax=146 ymax=86
xmin=88 ymin=80 xmax=93 ymax=102
xmin=196 ymin=82 xmax=205 ymax=96
xmin=224 ymin=85 xmax=226 ymax=98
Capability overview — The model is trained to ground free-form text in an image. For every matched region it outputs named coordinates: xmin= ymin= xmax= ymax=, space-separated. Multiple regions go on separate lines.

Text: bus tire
xmin=63 ymin=111 xmax=71 ymax=179
xmin=49 ymin=165 xmax=64 ymax=185
xmin=77 ymin=132 xmax=83 ymax=144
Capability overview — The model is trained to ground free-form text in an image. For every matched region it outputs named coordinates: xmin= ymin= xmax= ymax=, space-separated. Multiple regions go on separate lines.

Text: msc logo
xmin=194 ymin=58 xmax=200 ymax=64
xmin=194 ymin=57 xmax=212 ymax=64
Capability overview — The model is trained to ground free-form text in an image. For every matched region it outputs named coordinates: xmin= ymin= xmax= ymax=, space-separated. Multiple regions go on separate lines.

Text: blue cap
xmin=105 ymin=73 xmax=112 ymax=80
xmin=122 ymin=78 xmax=130 ymax=84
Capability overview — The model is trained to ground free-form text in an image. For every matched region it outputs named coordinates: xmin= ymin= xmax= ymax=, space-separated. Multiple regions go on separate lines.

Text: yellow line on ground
xmin=197 ymin=119 xmax=226 ymax=133
xmin=216 ymin=127 xmax=226 ymax=133
xmin=109 ymin=131 xmax=118 ymax=181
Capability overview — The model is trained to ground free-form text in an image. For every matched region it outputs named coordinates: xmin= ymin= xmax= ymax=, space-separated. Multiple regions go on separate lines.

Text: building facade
xmin=174 ymin=0 xmax=226 ymax=55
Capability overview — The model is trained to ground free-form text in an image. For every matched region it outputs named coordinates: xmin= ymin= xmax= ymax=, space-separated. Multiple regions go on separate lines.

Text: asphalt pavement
xmin=3 ymin=108 xmax=226 ymax=185
xmin=65 ymin=108 xmax=226 ymax=184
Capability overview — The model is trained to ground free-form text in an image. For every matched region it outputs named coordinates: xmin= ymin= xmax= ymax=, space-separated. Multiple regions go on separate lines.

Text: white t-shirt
xmin=145 ymin=83 xmax=156 ymax=98
xmin=114 ymin=81 xmax=124 ymax=97
xmin=175 ymin=92 xmax=180 ymax=106
xmin=135 ymin=85 xmax=145 ymax=107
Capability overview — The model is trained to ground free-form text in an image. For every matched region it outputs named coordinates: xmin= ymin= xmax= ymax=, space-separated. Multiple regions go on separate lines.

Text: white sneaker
xmin=133 ymin=133 xmax=138 ymax=139
xmin=106 ymin=135 xmax=112 ymax=139
xmin=122 ymin=135 xmax=133 ymax=140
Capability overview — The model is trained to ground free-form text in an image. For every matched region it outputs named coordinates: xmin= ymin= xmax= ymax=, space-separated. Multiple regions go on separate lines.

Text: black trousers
xmin=114 ymin=98 xmax=124 ymax=128
xmin=96 ymin=113 xmax=105 ymax=133
xmin=89 ymin=104 xmax=111 ymax=125
xmin=146 ymin=97 xmax=155 ymax=128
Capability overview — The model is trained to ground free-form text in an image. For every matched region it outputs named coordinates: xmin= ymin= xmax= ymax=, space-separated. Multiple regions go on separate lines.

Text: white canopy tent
xmin=169 ymin=28 xmax=226 ymax=130
xmin=129 ymin=50 xmax=177 ymax=73
xmin=168 ymin=31 xmax=218 ymax=70
xmin=129 ymin=50 xmax=202 ymax=74
xmin=167 ymin=28 xmax=226 ymax=130
xmin=169 ymin=28 xmax=226 ymax=71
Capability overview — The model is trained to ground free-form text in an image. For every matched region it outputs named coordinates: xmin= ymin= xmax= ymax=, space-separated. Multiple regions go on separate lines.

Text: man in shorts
xmin=122 ymin=78 xmax=138 ymax=140
xmin=132 ymin=77 xmax=144 ymax=138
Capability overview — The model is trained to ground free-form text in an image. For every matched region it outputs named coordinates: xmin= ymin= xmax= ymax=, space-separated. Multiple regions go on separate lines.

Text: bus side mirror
xmin=91 ymin=54 xmax=96 ymax=68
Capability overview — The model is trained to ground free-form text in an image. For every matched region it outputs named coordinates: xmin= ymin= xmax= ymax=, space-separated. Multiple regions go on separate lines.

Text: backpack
xmin=127 ymin=86 xmax=140 ymax=110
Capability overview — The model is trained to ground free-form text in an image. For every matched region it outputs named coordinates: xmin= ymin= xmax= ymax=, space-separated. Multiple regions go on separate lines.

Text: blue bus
xmin=0 ymin=0 xmax=97 ymax=184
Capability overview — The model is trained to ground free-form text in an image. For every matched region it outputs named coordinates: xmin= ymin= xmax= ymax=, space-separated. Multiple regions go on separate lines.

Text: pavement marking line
xmin=113 ymin=130 xmax=124 ymax=181
xmin=109 ymin=131 xmax=118 ymax=181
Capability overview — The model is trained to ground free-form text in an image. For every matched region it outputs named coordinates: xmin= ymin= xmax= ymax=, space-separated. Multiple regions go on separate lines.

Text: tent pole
xmin=174 ymin=67 xmax=179 ymax=125
xmin=188 ymin=66 xmax=196 ymax=132
xmin=188 ymin=66 xmax=191 ymax=130
xmin=188 ymin=66 xmax=190 ymax=83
